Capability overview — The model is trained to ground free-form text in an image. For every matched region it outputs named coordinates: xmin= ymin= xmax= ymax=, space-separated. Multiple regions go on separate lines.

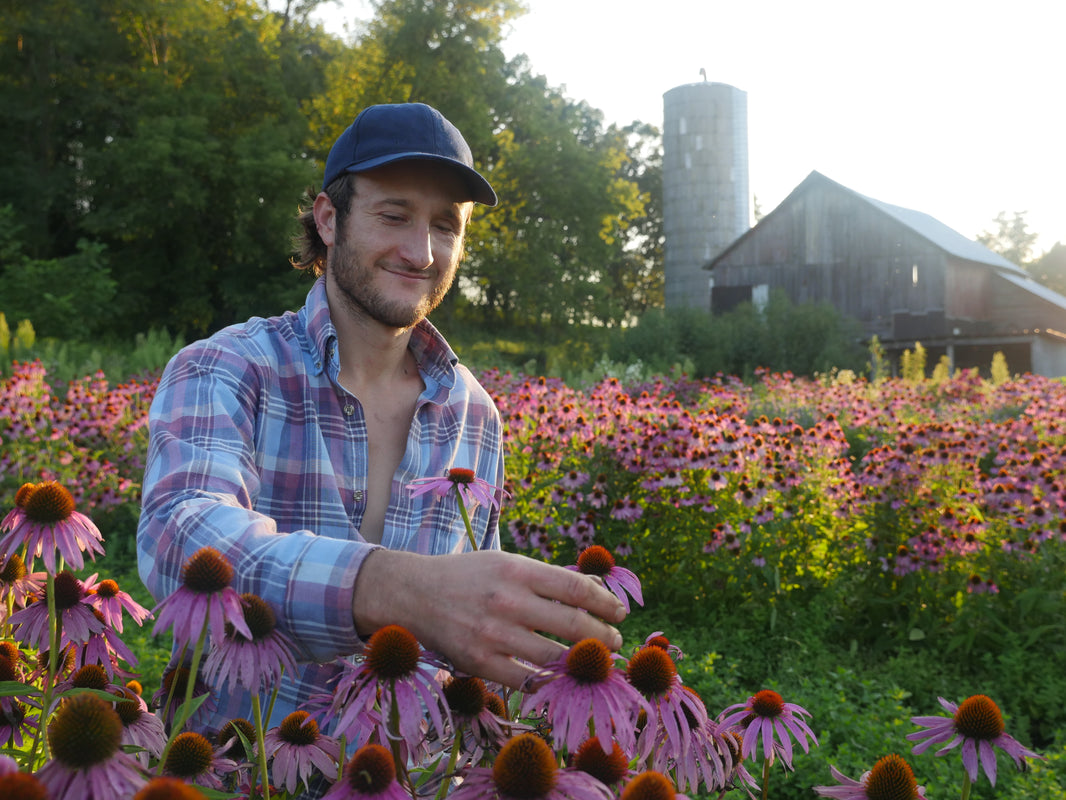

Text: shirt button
xmin=343 ymin=404 xmax=355 ymax=416
xmin=353 ymin=490 xmax=364 ymax=503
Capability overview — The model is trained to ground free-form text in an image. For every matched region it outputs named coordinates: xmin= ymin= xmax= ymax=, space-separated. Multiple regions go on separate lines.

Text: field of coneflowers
xmin=2 ymin=359 xmax=1064 ymax=798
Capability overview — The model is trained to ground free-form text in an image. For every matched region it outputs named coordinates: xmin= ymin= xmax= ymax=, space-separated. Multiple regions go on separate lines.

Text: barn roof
xmin=996 ymin=271 xmax=1066 ymax=314
xmin=711 ymin=171 xmax=1027 ymax=275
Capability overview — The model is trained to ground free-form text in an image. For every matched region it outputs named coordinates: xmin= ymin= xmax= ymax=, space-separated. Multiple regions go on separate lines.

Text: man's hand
xmin=352 ymin=549 xmax=627 ymax=689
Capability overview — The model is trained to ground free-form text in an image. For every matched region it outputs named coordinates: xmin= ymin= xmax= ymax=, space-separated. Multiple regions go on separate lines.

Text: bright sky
xmin=315 ymin=0 xmax=1064 ymax=253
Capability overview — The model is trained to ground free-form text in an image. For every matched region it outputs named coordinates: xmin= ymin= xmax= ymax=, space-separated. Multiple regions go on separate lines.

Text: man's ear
xmin=312 ymin=192 xmax=337 ymax=247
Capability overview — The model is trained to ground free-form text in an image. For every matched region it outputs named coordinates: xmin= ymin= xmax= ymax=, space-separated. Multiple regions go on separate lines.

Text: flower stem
xmin=252 ymin=692 xmax=271 ymax=800
xmin=761 ymin=756 xmax=771 ymax=800
xmin=178 ymin=620 xmax=210 ymax=731
xmin=960 ymin=771 xmax=972 ymax=800
xmin=28 ymin=569 xmax=60 ymax=768
xmin=433 ymin=729 xmax=464 ymax=800
xmin=387 ymin=684 xmax=414 ymax=794
xmin=458 ymin=499 xmax=478 ymax=551
xmin=156 ymin=620 xmax=209 ymax=775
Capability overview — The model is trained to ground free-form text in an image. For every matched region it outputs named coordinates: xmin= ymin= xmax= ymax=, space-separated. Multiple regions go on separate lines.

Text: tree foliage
xmin=1030 ymin=242 xmax=1066 ymax=298
xmin=976 ymin=211 xmax=1039 ymax=268
xmin=0 ymin=0 xmax=661 ymax=341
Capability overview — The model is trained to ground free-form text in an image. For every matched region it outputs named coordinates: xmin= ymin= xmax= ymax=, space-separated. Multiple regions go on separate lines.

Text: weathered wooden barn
xmin=706 ymin=171 xmax=1066 ymax=377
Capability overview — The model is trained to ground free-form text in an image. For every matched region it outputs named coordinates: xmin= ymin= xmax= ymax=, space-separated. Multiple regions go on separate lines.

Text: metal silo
xmin=662 ymin=81 xmax=750 ymax=309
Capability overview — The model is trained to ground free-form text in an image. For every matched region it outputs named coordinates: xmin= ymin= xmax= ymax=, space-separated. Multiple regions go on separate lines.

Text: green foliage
xmin=0 ymin=206 xmax=117 ymax=339
xmin=625 ymin=604 xmax=1051 ymax=800
xmin=604 ymin=291 xmax=867 ymax=379
xmin=991 ymin=350 xmax=1011 ymax=385
xmin=0 ymin=326 xmax=184 ymax=383
xmin=1 ymin=0 xmax=662 ymax=344
xmin=900 ymin=341 xmax=927 ymax=382
xmin=867 ymin=334 xmax=889 ymax=382
xmin=0 ymin=313 xmax=36 ymax=360
xmin=1030 ymin=241 xmax=1066 ymax=296
xmin=931 ymin=354 xmax=951 ymax=383
xmin=977 ymin=210 xmax=1039 ymax=268
xmin=6 ymin=360 xmax=1059 ymax=796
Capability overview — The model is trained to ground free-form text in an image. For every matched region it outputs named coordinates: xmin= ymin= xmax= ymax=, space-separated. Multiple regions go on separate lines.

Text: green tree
xmin=1029 ymin=242 xmax=1066 ymax=297
xmin=308 ymin=0 xmax=659 ymax=332
xmin=976 ymin=211 xmax=1039 ymax=268
xmin=0 ymin=0 xmax=334 ymax=338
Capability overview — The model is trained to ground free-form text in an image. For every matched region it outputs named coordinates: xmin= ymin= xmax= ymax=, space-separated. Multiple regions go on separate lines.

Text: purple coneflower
xmin=151 ymin=546 xmax=251 ymax=650
xmin=717 ymin=728 xmax=761 ymax=797
xmin=75 ymin=608 xmax=139 ymax=680
xmin=0 ymin=551 xmax=44 ymax=608
xmin=114 ymin=687 xmax=168 ymax=767
xmin=216 ymin=716 xmax=256 ymax=761
xmin=162 ymin=730 xmax=239 ymax=790
xmin=814 ymin=754 xmax=926 ymax=799
xmin=660 ymin=688 xmax=735 ymax=795
xmin=8 ymin=570 xmax=103 ymax=651
xmin=325 ymin=624 xmax=450 ymax=760
xmin=450 ymin=733 xmax=614 ymax=800
xmin=131 ymin=776 xmax=207 ymax=799
xmin=0 ymin=699 xmax=37 ymax=748
xmin=0 ymin=753 xmax=46 ymax=799
xmin=642 ymin=631 xmax=685 ymax=661
xmin=202 ymin=592 xmax=297 ymax=694
xmin=522 ymin=637 xmax=650 ymax=758
xmin=907 ymin=694 xmax=1041 ymax=786
xmin=150 ymin=665 xmax=218 ymax=730
xmin=35 ymin=693 xmax=148 ymax=799
xmin=263 ymin=710 xmax=342 ymax=795
xmin=567 ymin=545 xmax=643 ymax=613
xmin=407 ymin=467 xmax=507 ymax=510
xmin=322 ymin=743 xmax=411 ymax=800
xmin=50 ymin=663 xmax=123 ymax=709
xmin=83 ymin=574 xmax=152 ymax=633
xmin=627 ymin=645 xmax=707 ymax=769
xmin=443 ymin=674 xmax=523 ymax=761
xmin=718 ymin=688 xmax=818 ymax=769
xmin=619 ymin=770 xmax=689 ymax=800
xmin=571 ymin=736 xmax=633 ymax=789
xmin=0 ymin=481 xmax=104 ymax=573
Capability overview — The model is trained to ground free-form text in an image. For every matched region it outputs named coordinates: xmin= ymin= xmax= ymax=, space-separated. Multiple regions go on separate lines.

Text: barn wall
xmin=711 ymin=181 xmax=948 ymax=338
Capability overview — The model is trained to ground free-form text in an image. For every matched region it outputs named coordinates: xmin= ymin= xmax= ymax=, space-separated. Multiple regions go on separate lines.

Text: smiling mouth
xmin=385 ymin=266 xmax=433 ymax=280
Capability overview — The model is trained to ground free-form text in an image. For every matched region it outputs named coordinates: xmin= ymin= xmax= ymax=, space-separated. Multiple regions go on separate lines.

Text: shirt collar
xmin=300 ymin=276 xmax=459 ymax=387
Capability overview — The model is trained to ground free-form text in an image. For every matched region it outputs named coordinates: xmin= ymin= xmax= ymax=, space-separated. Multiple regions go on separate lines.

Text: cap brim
xmin=342 ymin=152 xmax=498 ymax=207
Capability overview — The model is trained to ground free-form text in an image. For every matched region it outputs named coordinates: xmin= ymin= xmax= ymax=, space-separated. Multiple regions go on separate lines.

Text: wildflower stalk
xmin=251 ymin=692 xmax=271 ymax=800
xmin=156 ymin=619 xmax=209 ymax=775
xmin=433 ymin=728 xmax=464 ymax=800
xmin=761 ymin=756 xmax=771 ymax=800
xmin=27 ymin=567 xmax=60 ymax=767
xmin=387 ymin=686 xmax=415 ymax=795
xmin=457 ymin=499 xmax=478 ymax=551
xmin=960 ymin=771 xmax=972 ymax=800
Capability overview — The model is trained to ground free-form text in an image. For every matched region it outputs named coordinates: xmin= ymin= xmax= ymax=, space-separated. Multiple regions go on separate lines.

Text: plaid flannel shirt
xmin=137 ymin=276 xmax=504 ymax=734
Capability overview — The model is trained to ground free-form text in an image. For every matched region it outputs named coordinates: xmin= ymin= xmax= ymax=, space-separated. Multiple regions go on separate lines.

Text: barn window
xmin=912 ymin=264 xmax=919 ymax=286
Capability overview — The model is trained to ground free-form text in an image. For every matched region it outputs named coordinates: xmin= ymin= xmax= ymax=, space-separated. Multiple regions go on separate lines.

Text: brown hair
xmin=291 ymin=174 xmax=359 ymax=276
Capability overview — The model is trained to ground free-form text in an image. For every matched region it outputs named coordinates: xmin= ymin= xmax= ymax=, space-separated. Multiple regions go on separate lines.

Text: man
xmin=137 ymin=103 xmax=626 ymax=737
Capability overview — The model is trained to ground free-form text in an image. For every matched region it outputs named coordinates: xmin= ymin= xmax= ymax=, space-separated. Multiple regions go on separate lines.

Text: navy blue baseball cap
xmin=323 ymin=103 xmax=498 ymax=206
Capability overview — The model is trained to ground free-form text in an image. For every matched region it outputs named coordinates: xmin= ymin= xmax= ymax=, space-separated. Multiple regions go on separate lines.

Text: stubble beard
xmin=329 ymin=228 xmax=455 ymax=330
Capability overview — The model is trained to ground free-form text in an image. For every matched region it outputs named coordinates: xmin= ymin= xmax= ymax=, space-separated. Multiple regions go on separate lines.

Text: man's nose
xmin=398 ymin=224 xmax=434 ymax=269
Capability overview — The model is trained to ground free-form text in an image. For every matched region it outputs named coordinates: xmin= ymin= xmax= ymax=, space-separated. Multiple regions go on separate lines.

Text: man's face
xmin=326 ymin=160 xmax=473 ymax=330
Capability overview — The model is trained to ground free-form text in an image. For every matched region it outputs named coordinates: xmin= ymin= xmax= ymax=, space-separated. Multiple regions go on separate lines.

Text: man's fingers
xmin=520 ymin=591 xmax=623 ymax=653
xmin=528 ymin=560 xmax=628 ymax=625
